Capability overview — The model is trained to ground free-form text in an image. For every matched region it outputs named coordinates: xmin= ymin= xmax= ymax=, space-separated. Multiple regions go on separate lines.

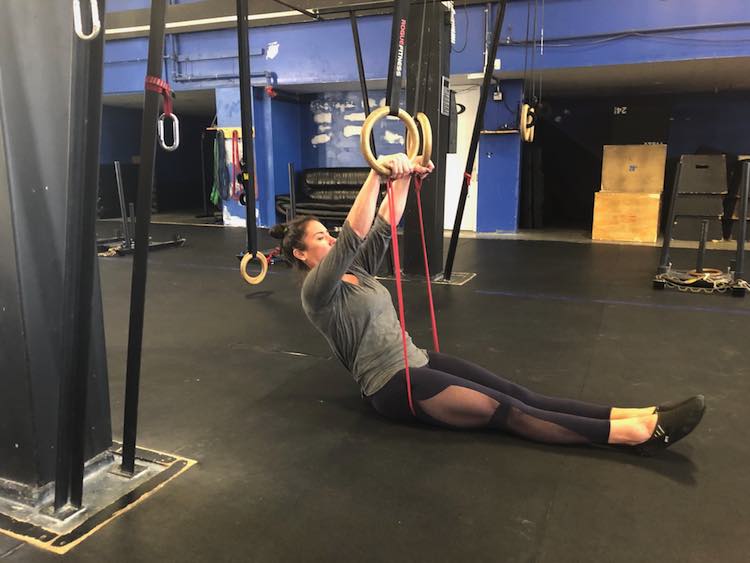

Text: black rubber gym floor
xmin=5 ymin=223 xmax=749 ymax=562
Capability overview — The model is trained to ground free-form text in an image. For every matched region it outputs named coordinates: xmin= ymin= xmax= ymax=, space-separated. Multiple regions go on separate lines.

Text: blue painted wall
xmin=476 ymin=80 xmax=524 ymax=232
xmin=215 ymin=86 xmax=250 ymax=225
xmin=269 ymin=97 xmax=302 ymax=198
xmin=668 ymin=93 xmax=750 ymax=157
xmin=541 ymin=91 xmax=750 ymax=165
xmin=215 ymin=86 xmax=280 ymax=226
xmin=301 ymin=90 xmax=414 ymax=168
xmin=100 ymin=105 xmax=212 ymax=210
xmin=103 ymin=2 xmax=750 ymax=96
xmin=476 ymin=134 xmax=523 ymax=232
xmin=100 ymin=106 xmax=142 ymax=163
xmin=491 ymin=0 xmax=750 ymax=72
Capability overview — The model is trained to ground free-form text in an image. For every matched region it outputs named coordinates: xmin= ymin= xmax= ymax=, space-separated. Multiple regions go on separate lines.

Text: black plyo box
xmin=677 ymin=154 xmax=728 ymax=194
xmin=673 ymin=194 xmax=725 ymax=216
xmin=672 ymin=216 xmax=723 ymax=241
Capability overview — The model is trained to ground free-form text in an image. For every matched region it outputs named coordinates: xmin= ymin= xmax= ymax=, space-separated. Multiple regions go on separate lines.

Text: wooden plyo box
xmin=601 ymin=144 xmax=667 ymax=193
xmin=592 ymin=192 xmax=662 ymax=243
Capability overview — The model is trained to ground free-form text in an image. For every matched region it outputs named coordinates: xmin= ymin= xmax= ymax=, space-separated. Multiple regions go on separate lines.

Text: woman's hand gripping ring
xmin=360 ymin=107 xmax=420 ymax=176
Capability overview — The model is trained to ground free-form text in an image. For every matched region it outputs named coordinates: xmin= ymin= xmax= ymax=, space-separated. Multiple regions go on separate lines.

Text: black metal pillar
xmin=0 ymin=1 xmax=111 ymax=504
xmin=443 ymin=1 xmax=507 ymax=280
xmin=403 ymin=0 xmax=451 ymax=275
xmin=54 ymin=0 xmax=108 ymax=511
xmin=122 ymin=0 xmax=169 ymax=474
xmin=237 ymin=0 xmax=259 ymax=256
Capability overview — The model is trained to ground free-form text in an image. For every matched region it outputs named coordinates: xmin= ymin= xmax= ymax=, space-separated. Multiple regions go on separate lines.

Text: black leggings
xmin=368 ymin=352 xmax=611 ymax=445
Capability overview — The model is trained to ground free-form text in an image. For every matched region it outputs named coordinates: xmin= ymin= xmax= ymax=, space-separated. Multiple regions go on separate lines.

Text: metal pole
xmin=696 ymin=219 xmax=708 ymax=273
xmin=237 ymin=0 xmax=259 ymax=256
xmin=287 ymin=162 xmax=297 ymax=221
xmin=350 ymin=12 xmax=377 ymax=158
xmin=443 ymin=1 xmax=507 ymax=280
xmin=122 ymin=0 xmax=168 ymax=475
xmin=735 ymin=161 xmax=749 ymax=280
xmin=55 ymin=0 xmax=107 ymax=511
xmin=114 ymin=161 xmax=132 ymax=246
xmin=657 ymin=161 xmax=683 ymax=274
xmin=129 ymin=202 xmax=136 ymax=236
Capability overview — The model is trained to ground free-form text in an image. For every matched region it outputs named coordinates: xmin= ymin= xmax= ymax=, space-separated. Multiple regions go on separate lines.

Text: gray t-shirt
xmin=301 ymin=216 xmax=429 ymax=396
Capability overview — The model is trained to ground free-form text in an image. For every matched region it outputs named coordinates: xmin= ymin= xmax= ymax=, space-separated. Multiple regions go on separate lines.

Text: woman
xmin=270 ymin=154 xmax=705 ymax=455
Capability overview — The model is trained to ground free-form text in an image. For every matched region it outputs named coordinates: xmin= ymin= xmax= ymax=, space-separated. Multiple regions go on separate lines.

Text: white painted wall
xmin=444 ymin=87 xmax=480 ymax=231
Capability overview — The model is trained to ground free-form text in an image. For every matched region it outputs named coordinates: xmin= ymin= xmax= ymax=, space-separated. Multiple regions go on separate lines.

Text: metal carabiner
xmin=73 ymin=0 xmax=101 ymax=41
xmin=157 ymin=113 xmax=180 ymax=152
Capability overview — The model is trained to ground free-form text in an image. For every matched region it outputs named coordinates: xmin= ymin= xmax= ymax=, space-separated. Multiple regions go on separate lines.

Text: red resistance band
xmin=231 ymin=130 xmax=241 ymax=200
xmin=386 ymin=175 xmax=441 ymax=417
xmin=144 ymin=76 xmax=173 ymax=116
xmin=413 ymin=175 xmax=440 ymax=353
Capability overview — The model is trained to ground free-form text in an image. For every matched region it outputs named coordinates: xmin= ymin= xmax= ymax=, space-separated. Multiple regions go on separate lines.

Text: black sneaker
xmin=634 ymin=395 xmax=706 ymax=456
xmin=655 ymin=396 xmax=702 ymax=413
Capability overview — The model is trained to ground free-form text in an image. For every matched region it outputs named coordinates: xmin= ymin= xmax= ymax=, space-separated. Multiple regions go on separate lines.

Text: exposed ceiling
xmin=491 ymin=57 xmax=750 ymax=97
xmin=101 ymin=57 xmax=750 ymax=112
xmin=103 ymin=88 xmax=217 ymax=115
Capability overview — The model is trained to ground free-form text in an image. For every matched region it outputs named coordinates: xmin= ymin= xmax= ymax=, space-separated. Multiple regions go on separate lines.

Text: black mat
xmin=9 ymin=223 xmax=750 ymax=562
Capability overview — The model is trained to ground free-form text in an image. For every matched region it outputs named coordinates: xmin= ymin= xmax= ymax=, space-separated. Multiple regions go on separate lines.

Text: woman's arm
xmin=346 ymin=154 xmax=414 ymax=238
xmin=349 ymin=158 xmax=436 ymax=276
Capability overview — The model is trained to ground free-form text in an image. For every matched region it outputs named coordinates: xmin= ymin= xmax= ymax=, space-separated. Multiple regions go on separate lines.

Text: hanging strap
xmin=145 ymin=76 xmax=179 ymax=151
xmin=231 ymin=130 xmax=241 ymax=200
xmin=413 ymin=175 xmax=440 ymax=352
xmin=386 ymin=179 xmax=416 ymax=417
xmin=210 ymin=135 xmax=221 ymax=205
xmin=145 ymin=76 xmax=173 ymax=115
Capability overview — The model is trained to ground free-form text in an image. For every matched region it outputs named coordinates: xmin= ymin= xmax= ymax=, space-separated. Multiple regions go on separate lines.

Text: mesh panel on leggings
xmin=504 ymin=406 xmax=589 ymax=444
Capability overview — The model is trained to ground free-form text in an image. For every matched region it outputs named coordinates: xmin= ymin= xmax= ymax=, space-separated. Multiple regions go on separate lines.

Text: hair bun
xmin=269 ymin=223 xmax=287 ymax=240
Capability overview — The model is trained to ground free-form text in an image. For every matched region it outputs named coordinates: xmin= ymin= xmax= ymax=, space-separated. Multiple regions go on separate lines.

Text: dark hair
xmin=269 ymin=215 xmax=318 ymax=271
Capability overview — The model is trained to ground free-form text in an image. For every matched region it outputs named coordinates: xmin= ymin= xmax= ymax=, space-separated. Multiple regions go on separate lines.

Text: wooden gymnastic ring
xmin=240 ymin=251 xmax=268 ymax=285
xmin=520 ymin=103 xmax=535 ymax=143
xmin=406 ymin=112 xmax=432 ymax=167
xmin=527 ymin=116 xmax=535 ymax=143
xmin=360 ymin=106 xmax=420 ymax=176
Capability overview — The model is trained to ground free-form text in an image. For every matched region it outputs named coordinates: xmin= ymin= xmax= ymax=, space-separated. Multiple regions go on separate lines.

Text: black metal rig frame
xmin=443 ymin=1 xmax=507 ymax=281
xmin=54 ymin=0 xmax=108 ymax=513
xmin=654 ymin=160 xmax=749 ymax=297
xmin=121 ymin=0 xmax=170 ymax=475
